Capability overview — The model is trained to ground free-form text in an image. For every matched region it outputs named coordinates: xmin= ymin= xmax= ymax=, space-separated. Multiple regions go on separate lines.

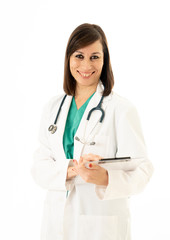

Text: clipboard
xmin=85 ymin=157 xmax=131 ymax=168
xmin=98 ymin=157 xmax=131 ymax=164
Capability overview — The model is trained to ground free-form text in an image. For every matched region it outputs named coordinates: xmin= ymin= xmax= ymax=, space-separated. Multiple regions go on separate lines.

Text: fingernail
xmin=73 ymin=159 xmax=75 ymax=162
xmin=89 ymin=163 xmax=92 ymax=168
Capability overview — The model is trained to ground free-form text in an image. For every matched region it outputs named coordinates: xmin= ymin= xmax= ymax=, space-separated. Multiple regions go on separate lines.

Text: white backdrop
xmin=0 ymin=0 xmax=169 ymax=239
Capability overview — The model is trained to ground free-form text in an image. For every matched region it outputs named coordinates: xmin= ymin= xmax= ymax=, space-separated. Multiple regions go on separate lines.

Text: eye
xmin=75 ymin=54 xmax=84 ymax=59
xmin=90 ymin=55 xmax=99 ymax=60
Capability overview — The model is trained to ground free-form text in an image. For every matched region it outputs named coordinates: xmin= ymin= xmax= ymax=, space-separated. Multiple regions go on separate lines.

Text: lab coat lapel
xmin=74 ymin=82 xmax=111 ymax=159
xmin=50 ymin=95 xmax=73 ymax=158
xmin=57 ymin=95 xmax=73 ymax=137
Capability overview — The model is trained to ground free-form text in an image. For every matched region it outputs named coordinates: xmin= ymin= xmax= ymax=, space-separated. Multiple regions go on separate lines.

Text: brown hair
xmin=63 ymin=23 xmax=114 ymax=96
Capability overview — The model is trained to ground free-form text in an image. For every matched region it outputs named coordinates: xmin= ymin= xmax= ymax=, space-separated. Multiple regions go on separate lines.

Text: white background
xmin=0 ymin=0 xmax=169 ymax=239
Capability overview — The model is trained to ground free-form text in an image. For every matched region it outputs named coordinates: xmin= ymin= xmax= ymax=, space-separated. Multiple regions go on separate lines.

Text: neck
xmin=75 ymin=83 xmax=98 ymax=99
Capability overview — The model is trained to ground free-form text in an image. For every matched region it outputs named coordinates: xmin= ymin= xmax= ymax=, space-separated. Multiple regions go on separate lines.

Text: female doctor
xmin=31 ymin=23 xmax=154 ymax=240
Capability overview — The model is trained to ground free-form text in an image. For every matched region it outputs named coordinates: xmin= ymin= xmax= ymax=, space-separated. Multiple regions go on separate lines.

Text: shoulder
xmin=108 ymin=91 xmax=137 ymax=115
xmin=109 ymin=92 xmax=143 ymax=129
xmin=42 ymin=93 xmax=66 ymax=115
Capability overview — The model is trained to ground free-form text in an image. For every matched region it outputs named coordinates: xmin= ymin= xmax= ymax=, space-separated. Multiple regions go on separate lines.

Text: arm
xmin=31 ymin=98 xmax=76 ymax=191
xmin=95 ymin=105 xmax=154 ymax=200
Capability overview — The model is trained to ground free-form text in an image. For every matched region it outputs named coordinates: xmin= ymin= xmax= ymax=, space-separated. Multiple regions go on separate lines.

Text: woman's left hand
xmin=73 ymin=154 xmax=108 ymax=186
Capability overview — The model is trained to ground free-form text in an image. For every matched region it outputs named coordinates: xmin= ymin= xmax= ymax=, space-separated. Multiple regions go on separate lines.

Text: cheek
xmin=70 ymin=58 xmax=79 ymax=70
xmin=69 ymin=60 xmax=79 ymax=77
xmin=95 ymin=61 xmax=104 ymax=73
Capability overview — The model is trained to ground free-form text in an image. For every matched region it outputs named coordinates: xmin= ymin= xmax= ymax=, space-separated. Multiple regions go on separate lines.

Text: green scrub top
xmin=63 ymin=93 xmax=95 ymax=159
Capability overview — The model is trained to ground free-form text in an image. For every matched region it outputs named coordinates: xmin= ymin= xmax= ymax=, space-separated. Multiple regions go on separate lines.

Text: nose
xmin=80 ymin=59 xmax=93 ymax=71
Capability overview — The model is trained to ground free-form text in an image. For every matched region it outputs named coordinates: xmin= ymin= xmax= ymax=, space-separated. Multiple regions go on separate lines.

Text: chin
xmin=75 ymin=75 xmax=99 ymax=87
xmin=78 ymin=80 xmax=99 ymax=87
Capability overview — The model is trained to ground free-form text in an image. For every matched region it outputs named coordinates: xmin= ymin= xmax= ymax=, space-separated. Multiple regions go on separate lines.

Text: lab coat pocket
xmin=40 ymin=193 xmax=66 ymax=240
xmin=77 ymin=215 xmax=118 ymax=240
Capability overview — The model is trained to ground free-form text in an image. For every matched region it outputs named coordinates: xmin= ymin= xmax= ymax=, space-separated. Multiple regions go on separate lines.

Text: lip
xmin=77 ymin=71 xmax=95 ymax=78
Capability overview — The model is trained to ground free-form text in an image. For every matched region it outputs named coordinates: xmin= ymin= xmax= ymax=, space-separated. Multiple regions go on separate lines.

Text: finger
xmin=88 ymin=153 xmax=102 ymax=160
xmin=88 ymin=153 xmax=101 ymax=158
xmin=72 ymin=167 xmax=78 ymax=174
xmin=78 ymin=156 xmax=83 ymax=164
xmin=82 ymin=154 xmax=102 ymax=162
xmin=73 ymin=159 xmax=78 ymax=166
xmin=86 ymin=162 xmax=101 ymax=170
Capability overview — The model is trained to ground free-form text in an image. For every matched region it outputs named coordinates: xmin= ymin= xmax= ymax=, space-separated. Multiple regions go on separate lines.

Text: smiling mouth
xmin=77 ymin=71 xmax=95 ymax=78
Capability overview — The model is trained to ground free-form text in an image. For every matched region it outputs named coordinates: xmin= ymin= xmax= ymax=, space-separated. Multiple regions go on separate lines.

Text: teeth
xmin=83 ymin=73 xmax=90 ymax=77
xmin=79 ymin=72 xmax=93 ymax=77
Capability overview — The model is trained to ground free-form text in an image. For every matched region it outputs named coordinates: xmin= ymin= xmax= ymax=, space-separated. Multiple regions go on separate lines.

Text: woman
xmin=31 ymin=23 xmax=154 ymax=240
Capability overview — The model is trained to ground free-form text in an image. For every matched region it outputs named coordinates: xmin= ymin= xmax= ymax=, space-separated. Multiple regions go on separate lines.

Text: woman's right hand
xmin=66 ymin=154 xmax=101 ymax=180
xmin=79 ymin=154 xmax=102 ymax=164
xmin=66 ymin=165 xmax=78 ymax=180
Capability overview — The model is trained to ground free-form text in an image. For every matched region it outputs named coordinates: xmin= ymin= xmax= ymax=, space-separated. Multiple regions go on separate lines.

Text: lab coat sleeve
xmin=95 ymin=104 xmax=154 ymax=200
xmin=31 ymin=98 xmax=73 ymax=191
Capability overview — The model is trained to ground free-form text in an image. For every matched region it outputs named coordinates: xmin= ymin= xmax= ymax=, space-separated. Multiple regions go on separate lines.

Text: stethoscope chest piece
xmin=48 ymin=124 xmax=57 ymax=134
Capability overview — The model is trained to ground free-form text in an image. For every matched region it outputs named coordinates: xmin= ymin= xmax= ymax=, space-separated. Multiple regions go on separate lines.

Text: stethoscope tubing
xmin=87 ymin=95 xmax=104 ymax=123
xmin=48 ymin=93 xmax=105 ymax=134
xmin=54 ymin=94 xmax=67 ymax=125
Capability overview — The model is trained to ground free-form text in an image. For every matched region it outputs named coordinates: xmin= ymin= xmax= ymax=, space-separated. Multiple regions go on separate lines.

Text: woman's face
xmin=69 ymin=40 xmax=104 ymax=89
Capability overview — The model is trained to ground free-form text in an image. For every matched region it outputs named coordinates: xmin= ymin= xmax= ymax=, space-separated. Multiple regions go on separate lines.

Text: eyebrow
xmin=75 ymin=51 xmax=102 ymax=55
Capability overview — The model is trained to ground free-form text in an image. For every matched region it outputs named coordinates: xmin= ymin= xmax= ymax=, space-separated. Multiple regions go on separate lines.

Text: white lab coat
xmin=31 ymin=81 xmax=153 ymax=240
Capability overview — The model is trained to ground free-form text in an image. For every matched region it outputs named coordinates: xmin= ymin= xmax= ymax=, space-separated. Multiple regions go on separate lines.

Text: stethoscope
xmin=48 ymin=94 xmax=105 ymax=143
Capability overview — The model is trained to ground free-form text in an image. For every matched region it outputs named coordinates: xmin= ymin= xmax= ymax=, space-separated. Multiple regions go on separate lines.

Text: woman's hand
xmin=73 ymin=154 xmax=108 ymax=186
xmin=66 ymin=166 xmax=78 ymax=180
